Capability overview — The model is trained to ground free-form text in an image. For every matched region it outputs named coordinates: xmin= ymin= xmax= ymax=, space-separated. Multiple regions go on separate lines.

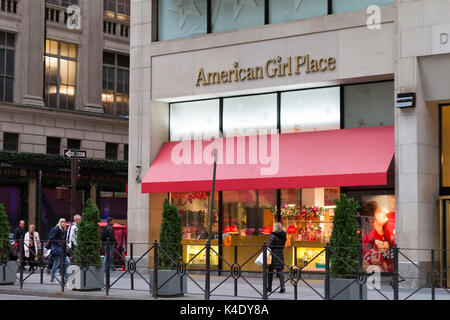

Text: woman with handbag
xmin=268 ymin=222 xmax=287 ymax=294
xmin=24 ymin=224 xmax=40 ymax=273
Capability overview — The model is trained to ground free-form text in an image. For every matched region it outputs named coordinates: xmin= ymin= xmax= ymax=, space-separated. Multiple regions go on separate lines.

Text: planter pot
xmin=329 ymin=278 xmax=367 ymax=300
xmin=149 ymin=270 xmax=187 ymax=297
xmin=0 ymin=261 xmax=16 ymax=285
xmin=66 ymin=265 xmax=104 ymax=291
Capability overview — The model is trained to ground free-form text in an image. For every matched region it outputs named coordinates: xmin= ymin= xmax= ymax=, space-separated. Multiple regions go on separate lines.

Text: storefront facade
xmin=129 ymin=0 xmax=450 ymax=278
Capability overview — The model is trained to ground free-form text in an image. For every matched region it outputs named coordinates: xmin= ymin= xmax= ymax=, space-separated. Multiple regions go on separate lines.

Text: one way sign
xmin=64 ymin=149 xmax=87 ymax=159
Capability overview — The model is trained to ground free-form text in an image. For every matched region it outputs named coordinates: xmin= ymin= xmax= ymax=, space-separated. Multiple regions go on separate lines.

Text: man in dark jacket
xmin=268 ymin=222 xmax=287 ymax=294
xmin=13 ymin=220 xmax=26 ymax=269
xmin=101 ymin=218 xmax=117 ymax=272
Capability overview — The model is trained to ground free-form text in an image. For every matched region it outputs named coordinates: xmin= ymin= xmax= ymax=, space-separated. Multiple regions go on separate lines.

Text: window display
xmin=360 ymin=194 xmax=395 ymax=272
xmin=186 ymin=245 xmax=219 ymax=266
xmin=172 ymin=192 xmax=219 ymax=240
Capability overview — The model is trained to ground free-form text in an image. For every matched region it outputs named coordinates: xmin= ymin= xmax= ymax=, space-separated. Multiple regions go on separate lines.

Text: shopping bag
xmin=254 ymin=249 xmax=272 ymax=266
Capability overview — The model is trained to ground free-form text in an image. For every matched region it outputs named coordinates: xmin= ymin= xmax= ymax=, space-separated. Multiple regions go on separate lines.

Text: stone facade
xmin=0 ymin=0 xmax=129 ymax=159
xmin=130 ymin=0 xmax=450 ymax=271
xmin=0 ymin=0 xmax=130 ymax=227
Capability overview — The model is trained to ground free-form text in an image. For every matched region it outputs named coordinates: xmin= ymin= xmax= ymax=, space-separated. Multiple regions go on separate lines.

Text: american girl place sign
xmin=195 ymin=54 xmax=336 ymax=87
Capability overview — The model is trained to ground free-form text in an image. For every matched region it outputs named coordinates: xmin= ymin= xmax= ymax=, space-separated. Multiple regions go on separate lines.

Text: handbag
xmin=254 ymin=249 xmax=272 ymax=266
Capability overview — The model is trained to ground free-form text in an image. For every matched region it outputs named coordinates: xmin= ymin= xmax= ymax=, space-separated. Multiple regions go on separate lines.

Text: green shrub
xmin=0 ymin=203 xmax=11 ymax=259
xmin=74 ymin=199 xmax=102 ymax=266
xmin=158 ymin=199 xmax=182 ymax=270
xmin=329 ymin=194 xmax=361 ymax=278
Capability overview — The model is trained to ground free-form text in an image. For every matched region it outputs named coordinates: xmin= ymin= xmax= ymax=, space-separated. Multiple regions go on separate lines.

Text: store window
xmin=281 ymin=87 xmax=340 ymax=133
xmin=211 ymin=0 xmax=264 ymax=33
xmin=100 ymin=191 xmax=128 ymax=220
xmin=332 ymin=0 xmax=393 ymax=14
xmin=102 ymin=51 xmax=129 ymax=117
xmin=104 ymin=0 xmax=130 ymax=21
xmin=0 ymin=31 xmax=15 ymax=103
xmin=223 ymin=93 xmax=277 ymax=137
xmin=0 ymin=186 xmax=21 ymax=231
xmin=44 ymin=39 xmax=77 ymax=110
xmin=3 ymin=132 xmax=18 ymax=152
xmin=269 ymin=0 xmax=327 ymax=24
xmin=170 ymin=99 xmax=220 ymax=141
xmin=441 ymin=106 xmax=450 ymax=189
xmin=343 ymin=81 xmax=394 ymax=129
xmin=280 ymin=187 xmax=338 ymax=270
xmin=222 ymin=190 xmax=276 ymax=236
xmin=344 ymin=190 xmax=395 ymax=272
xmin=46 ymin=137 xmax=61 ymax=155
xmin=106 ymin=143 xmax=118 ymax=160
xmin=158 ymin=0 xmax=207 ymax=41
xmin=172 ymin=192 xmax=219 ymax=240
xmin=67 ymin=138 xmax=81 ymax=150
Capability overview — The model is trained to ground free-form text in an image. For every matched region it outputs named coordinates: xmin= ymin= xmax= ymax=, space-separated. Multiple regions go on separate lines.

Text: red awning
xmin=141 ymin=126 xmax=394 ymax=193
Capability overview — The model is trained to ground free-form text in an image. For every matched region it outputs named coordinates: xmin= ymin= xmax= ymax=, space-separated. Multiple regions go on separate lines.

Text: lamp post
xmin=208 ymin=149 xmax=218 ymax=244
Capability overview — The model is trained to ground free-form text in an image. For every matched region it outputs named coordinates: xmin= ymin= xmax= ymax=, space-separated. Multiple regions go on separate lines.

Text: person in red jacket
xmin=361 ymin=201 xmax=395 ymax=272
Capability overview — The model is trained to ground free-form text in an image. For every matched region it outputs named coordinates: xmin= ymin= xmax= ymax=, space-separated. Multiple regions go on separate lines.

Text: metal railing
xmin=1 ymin=239 xmax=450 ymax=300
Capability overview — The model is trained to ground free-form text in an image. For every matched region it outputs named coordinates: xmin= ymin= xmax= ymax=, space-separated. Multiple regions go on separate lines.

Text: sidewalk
xmin=0 ymin=271 xmax=449 ymax=300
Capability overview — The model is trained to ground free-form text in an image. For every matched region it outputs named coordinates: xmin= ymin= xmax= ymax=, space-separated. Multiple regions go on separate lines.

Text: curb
xmin=0 ymin=287 xmax=152 ymax=300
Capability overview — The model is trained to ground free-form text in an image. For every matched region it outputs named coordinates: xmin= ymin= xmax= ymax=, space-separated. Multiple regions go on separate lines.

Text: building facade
xmin=130 ymin=0 xmax=450 ymax=278
xmin=0 ymin=0 xmax=130 ymax=235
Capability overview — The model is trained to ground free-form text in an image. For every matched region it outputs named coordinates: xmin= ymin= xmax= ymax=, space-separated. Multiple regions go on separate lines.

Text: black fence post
xmin=393 ymin=245 xmax=399 ymax=301
xmin=1 ymin=240 xmax=5 ymax=283
xmin=61 ymin=240 xmax=66 ymax=292
xmin=263 ymin=242 xmax=267 ymax=300
xmin=205 ymin=240 xmax=211 ymax=300
xmin=325 ymin=245 xmax=330 ymax=300
xmin=106 ymin=242 xmax=110 ymax=296
xmin=130 ymin=243 xmax=134 ymax=290
xmin=153 ymin=240 xmax=158 ymax=299
xmin=19 ymin=239 xmax=23 ymax=289
xmin=234 ymin=245 xmax=238 ymax=297
xmin=431 ymin=249 xmax=435 ymax=301
xmin=39 ymin=242 xmax=44 ymax=284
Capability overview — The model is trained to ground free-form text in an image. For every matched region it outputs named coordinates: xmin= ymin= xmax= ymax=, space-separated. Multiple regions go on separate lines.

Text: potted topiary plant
xmin=150 ymin=198 xmax=186 ymax=297
xmin=68 ymin=199 xmax=103 ymax=291
xmin=0 ymin=203 xmax=15 ymax=285
xmin=328 ymin=194 xmax=367 ymax=300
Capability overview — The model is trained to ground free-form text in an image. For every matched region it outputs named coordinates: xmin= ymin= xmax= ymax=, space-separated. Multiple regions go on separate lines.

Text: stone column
xmin=19 ymin=0 xmax=45 ymax=107
xmin=395 ymin=0 xmax=442 ymax=287
xmin=78 ymin=0 xmax=104 ymax=113
xmin=90 ymin=183 xmax=97 ymax=203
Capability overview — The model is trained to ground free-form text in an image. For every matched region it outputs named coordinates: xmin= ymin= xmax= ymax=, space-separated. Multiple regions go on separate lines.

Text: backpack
xmin=100 ymin=226 xmax=108 ymax=242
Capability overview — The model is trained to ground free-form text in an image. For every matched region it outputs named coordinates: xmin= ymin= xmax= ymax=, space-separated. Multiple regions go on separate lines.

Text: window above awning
xmin=141 ymin=126 xmax=394 ymax=193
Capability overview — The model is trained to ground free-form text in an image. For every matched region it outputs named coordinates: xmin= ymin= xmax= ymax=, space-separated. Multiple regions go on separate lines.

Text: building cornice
xmin=0 ymin=103 xmax=129 ymax=125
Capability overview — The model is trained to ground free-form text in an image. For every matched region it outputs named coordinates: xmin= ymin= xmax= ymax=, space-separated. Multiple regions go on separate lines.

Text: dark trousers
xmin=268 ymin=265 xmax=285 ymax=290
xmin=28 ymin=245 xmax=36 ymax=271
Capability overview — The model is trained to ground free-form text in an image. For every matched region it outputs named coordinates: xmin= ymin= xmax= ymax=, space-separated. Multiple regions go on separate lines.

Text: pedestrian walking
xmin=267 ymin=222 xmax=287 ymax=294
xmin=66 ymin=215 xmax=81 ymax=257
xmin=101 ymin=217 xmax=117 ymax=272
xmin=48 ymin=219 xmax=70 ymax=282
xmin=24 ymin=225 xmax=40 ymax=273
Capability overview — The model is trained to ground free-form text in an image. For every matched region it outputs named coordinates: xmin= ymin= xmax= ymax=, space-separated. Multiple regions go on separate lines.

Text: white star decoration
xmin=169 ymin=0 xmax=202 ymax=29
xmin=225 ymin=0 xmax=258 ymax=21
xmin=293 ymin=0 xmax=305 ymax=12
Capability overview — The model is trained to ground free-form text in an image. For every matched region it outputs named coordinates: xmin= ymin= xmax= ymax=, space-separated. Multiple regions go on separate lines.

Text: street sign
xmin=64 ymin=149 xmax=87 ymax=159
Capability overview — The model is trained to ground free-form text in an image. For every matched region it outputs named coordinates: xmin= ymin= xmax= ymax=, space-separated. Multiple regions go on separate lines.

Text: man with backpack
xmin=101 ymin=217 xmax=117 ymax=272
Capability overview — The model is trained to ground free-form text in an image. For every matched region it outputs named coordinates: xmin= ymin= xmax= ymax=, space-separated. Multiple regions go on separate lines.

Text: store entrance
xmin=439 ymin=197 xmax=450 ymax=288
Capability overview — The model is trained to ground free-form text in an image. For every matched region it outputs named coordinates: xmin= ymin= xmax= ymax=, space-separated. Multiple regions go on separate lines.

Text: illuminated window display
xmin=171 ymin=192 xmax=219 ymax=240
